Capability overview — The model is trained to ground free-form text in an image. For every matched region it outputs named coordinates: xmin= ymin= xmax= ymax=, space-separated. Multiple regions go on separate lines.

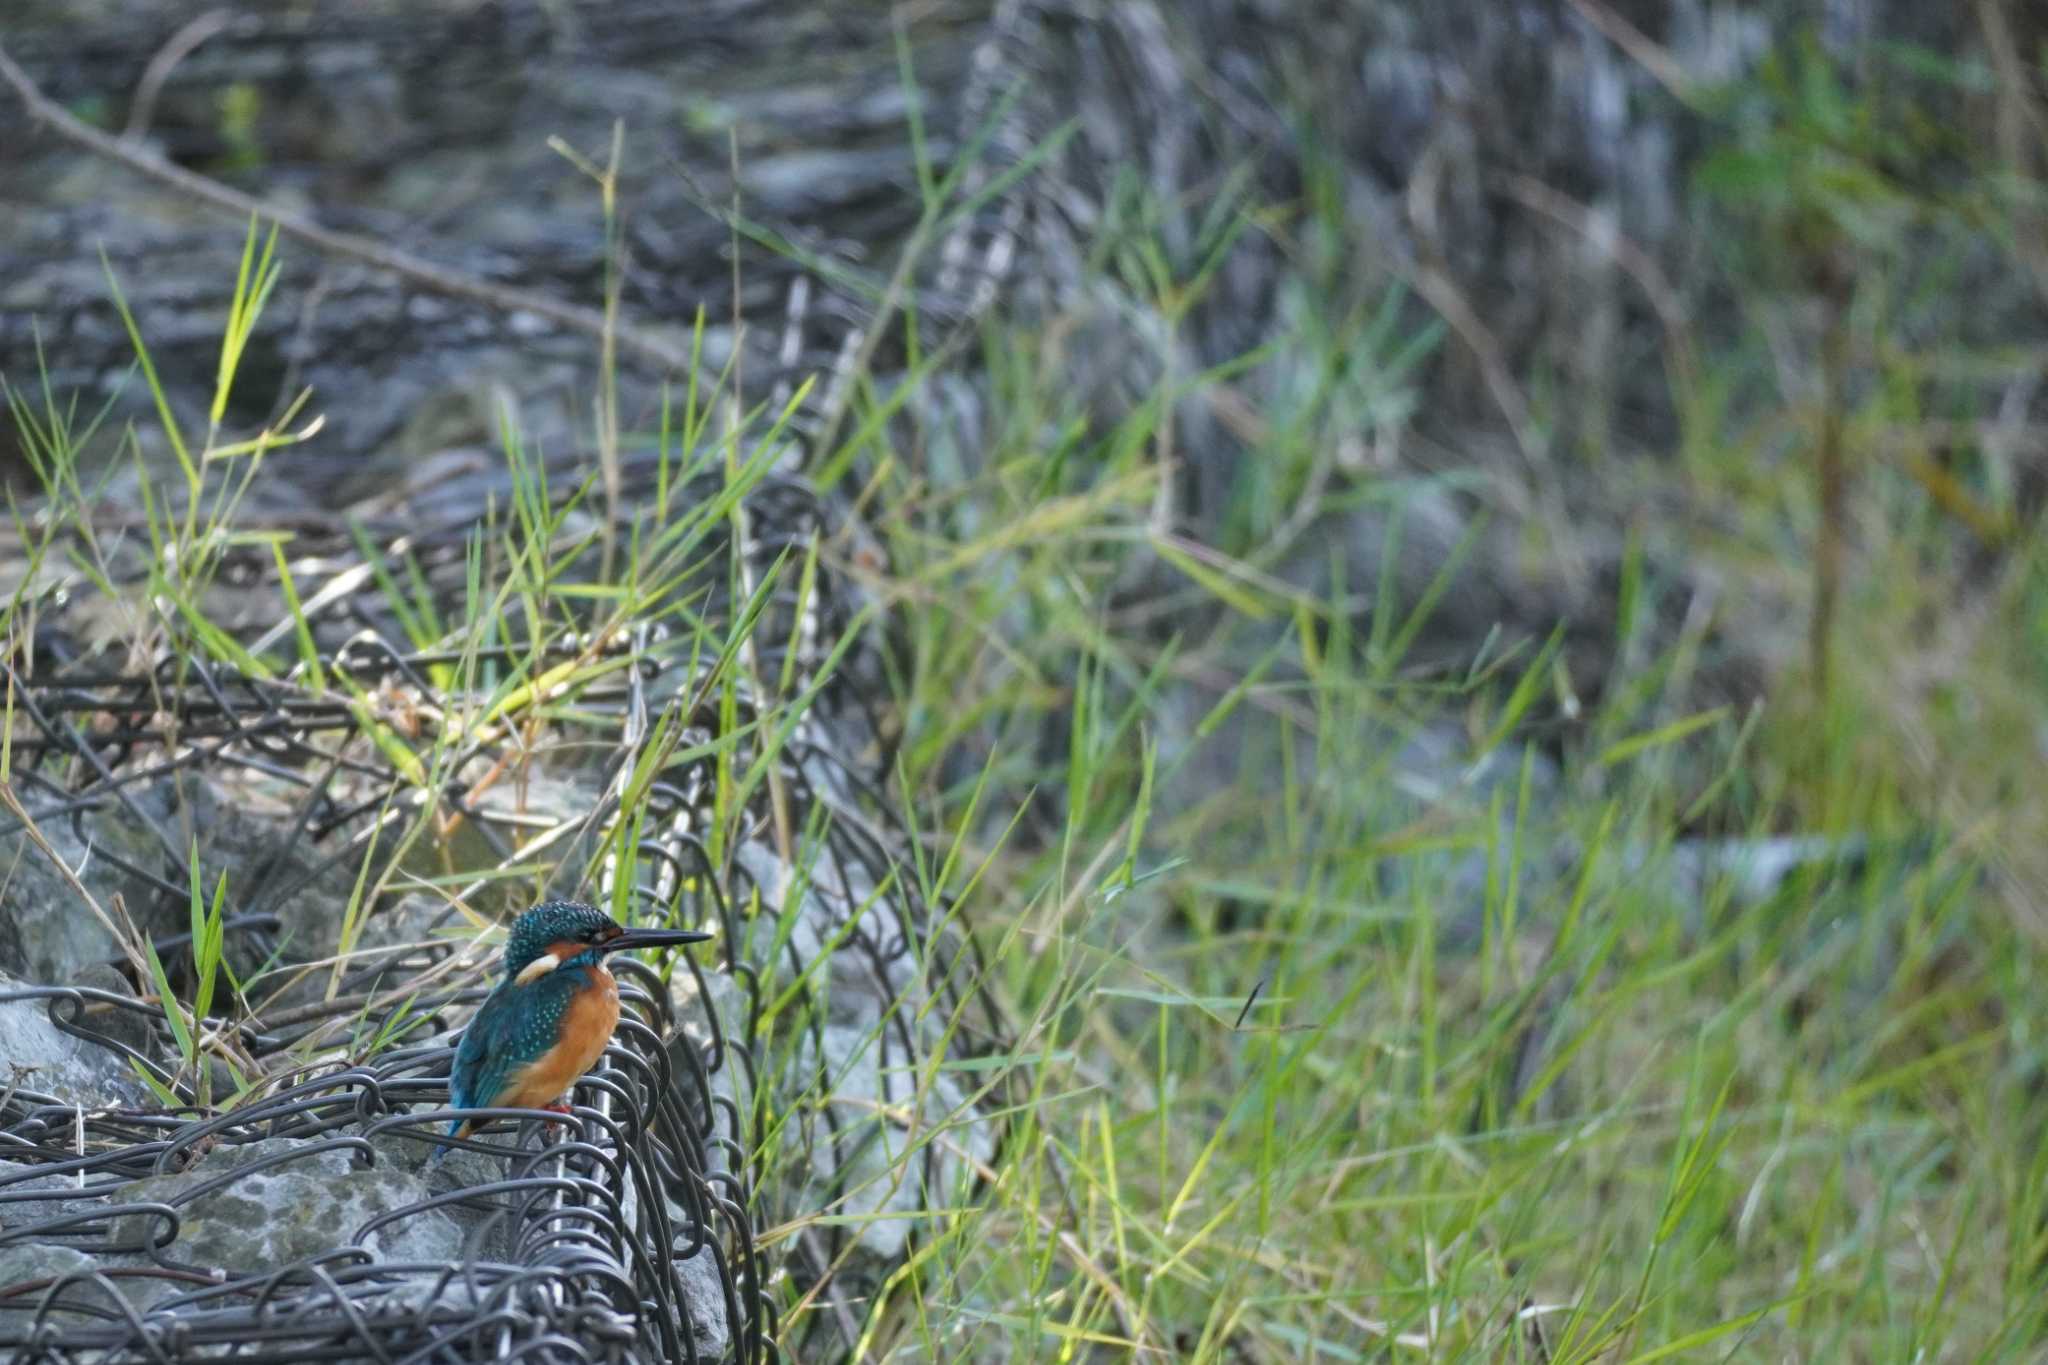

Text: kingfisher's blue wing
xmin=431 ymin=985 xmax=529 ymax=1159
xmin=447 ymin=987 xmax=520 ymax=1131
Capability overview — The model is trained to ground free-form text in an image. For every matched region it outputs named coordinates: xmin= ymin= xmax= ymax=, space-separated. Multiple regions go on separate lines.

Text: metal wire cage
xmin=0 ymin=967 xmax=758 ymax=1364
xmin=0 ymin=632 xmax=776 ymax=1361
xmin=0 ymin=463 xmax=988 ymax=1362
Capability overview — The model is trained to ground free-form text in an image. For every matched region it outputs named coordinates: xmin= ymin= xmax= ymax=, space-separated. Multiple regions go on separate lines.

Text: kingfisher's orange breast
xmin=502 ymin=964 xmax=622 ymax=1109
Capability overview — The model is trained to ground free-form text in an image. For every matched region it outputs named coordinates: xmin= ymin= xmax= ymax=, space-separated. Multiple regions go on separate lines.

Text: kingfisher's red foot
xmin=540 ymin=1101 xmax=573 ymax=1142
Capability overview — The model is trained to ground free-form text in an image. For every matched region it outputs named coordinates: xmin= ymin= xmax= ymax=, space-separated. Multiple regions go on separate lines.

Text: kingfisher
xmin=437 ymin=900 xmax=712 ymax=1155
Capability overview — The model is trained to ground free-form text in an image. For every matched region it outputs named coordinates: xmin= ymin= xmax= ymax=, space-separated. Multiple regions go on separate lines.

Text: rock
xmin=799 ymin=1021 xmax=991 ymax=1268
xmin=67 ymin=964 xmax=157 ymax=1058
xmin=1659 ymin=834 xmax=1867 ymax=909
xmin=413 ymin=1141 xmax=492 ymax=1186
xmin=0 ymin=970 xmax=148 ymax=1111
xmin=712 ymin=838 xmax=996 ymax=1275
xmin=665 ymin=965 xmax=753 ymax=1189
xmin=160 ymin=775 xmax=361 ymax=992
xmin=0 ymin=1164 xmax=197 ymax=1314
xmin=672 ymin=1243 xmax=733 ymax=1363
xmin=109 ymin=1137 xmax=462 ymax=1269
xmin=0 ymin=1159 xmax=97 ymax=1240
xmin=0 ymin=1244 xmax=128 ymax=1320
xmin=0 ymin=0 xmax=947 ymax=480
xmin=0 ymin=815 xmax=152 ymax=986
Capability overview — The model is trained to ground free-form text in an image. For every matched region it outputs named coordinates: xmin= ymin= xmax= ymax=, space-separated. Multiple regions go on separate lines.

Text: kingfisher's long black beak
xmin=601 ymin=926 xmax=715 ymax=955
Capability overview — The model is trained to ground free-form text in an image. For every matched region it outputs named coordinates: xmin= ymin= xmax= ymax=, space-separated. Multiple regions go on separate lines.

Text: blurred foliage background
xmin=5 ymin=0 xmax=2048 ymax=1357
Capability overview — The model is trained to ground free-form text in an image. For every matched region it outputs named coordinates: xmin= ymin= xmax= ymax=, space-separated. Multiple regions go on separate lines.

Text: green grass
xmin=770 ymin=37 xmax=2048 ymax=1359
xmin=848 ymin=473 xmax=2038 ymax=1361
xmin=6 ymin=31 xmax=2047 ymax=1364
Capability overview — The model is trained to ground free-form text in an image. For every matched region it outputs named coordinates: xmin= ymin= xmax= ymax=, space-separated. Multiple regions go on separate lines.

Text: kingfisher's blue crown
xmin=500 ymin=900 xmax=619 ymax=978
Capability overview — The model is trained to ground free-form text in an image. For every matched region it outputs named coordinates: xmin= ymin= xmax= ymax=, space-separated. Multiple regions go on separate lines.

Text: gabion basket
xmin=0 ymin=458 xmax=995 ymax=1361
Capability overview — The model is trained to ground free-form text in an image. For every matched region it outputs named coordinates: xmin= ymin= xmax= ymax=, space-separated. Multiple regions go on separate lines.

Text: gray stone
xmin=0 ymin=771 xmax=354 ymax=992
xmin=673 ymin=1242 xmax=733 ymax=1362
xmin=711 ymin=838 xmax=996 ymax=1273
xmin=1660 ymin=835 xmax=1865 ymax=908
xmin=0 ymin=817 xmax=151 ymax=985
xmin=0 ymin=1159 xmax=98 ymax=1239
xmin=664 ymin=966 xmax=753 ymax=1189
xmin=166 ymin=776 xmax=360 ymax=990
xmin=797 ymin=1022 xmax=992 ymax=1267
xmin=109 ymin=1137 xmax=462 ymax=1270
xmin=0 ymin=1243 xmax=127 ymax=1320
xmin=0 ymin=969 xmax=148 ymax=1111
xmin=69 ymin=964 xmax=156 ymax=1058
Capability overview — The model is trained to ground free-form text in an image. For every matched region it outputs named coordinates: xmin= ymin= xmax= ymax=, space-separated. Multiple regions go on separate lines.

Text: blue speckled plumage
xmin=435 ymin=900 xmax=712 ymax=1157
xmin=447 ymin=954 xmax=602 ymax=1115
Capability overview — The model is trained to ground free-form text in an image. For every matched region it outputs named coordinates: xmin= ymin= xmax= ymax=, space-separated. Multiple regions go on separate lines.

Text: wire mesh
xmin=0 ymin=464 xmax=998 ymax=1361
xmin=1 ymin=968 xmax=752 ymax=1364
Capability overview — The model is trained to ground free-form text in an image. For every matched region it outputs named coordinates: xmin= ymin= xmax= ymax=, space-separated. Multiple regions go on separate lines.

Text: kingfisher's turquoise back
xmin=446 ymin=952 xmax=605 ymax=1131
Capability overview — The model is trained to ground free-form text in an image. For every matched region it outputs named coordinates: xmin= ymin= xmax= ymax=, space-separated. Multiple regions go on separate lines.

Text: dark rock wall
xmin=1 ymin=1 xmax=2030 ymax=690
xmin=2 ymin=1 xmax=976 ymax=484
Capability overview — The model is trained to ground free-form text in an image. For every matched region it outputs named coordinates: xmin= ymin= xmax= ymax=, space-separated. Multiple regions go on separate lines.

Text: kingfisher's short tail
xmin=430 ymin=1117 xmax=466 ymax=1163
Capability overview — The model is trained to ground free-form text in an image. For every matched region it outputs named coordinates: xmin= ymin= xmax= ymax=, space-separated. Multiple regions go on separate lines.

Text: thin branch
xmin=0 ymin=40 xmax=691 ymax=373
xmin=122 ymin=9 xmax=232 ymax=143
xmin=1402 ymin=136 xmax=1548 ymax=476
xmin=1563 ymin=0 xmax=1696 ymax=107
xmin=1489 ymin=170 xmax=1698 ymax=394
xmin=1976 ymin=0 xmax=2048 ymax=308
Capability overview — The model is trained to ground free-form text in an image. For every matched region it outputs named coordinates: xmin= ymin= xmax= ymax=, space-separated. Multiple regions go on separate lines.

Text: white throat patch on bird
xmin=513 ymin=945 xmax=577 ymax=986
